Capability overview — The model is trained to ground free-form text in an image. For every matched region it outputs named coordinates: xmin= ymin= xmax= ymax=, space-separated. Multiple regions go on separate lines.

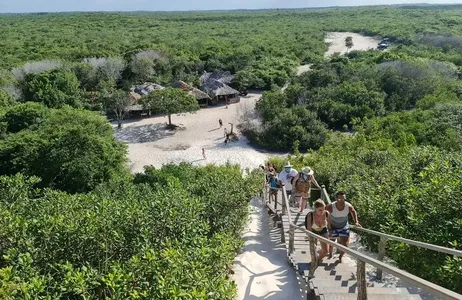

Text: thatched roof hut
xmin=199 ymin=71 xmax=239 ymax=103
xmin=201 ymin=80 xmax=239 ymax=99
xmin=131 ymin=82 xmax=164 ymax=96
xmin=173 ymin=81 xmax=211 ymax=100
xmin=129 ymin=92 xmax=142 ymax=101
xmin=200 ymin=71 xmax=234 ymax=86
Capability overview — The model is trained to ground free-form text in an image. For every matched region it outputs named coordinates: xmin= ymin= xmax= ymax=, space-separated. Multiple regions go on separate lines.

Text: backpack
xmin=304 ymin=211 xmax=328 ymax=230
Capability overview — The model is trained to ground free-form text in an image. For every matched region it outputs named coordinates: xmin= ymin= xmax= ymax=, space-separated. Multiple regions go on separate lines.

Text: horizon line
xmin=1 ymin=2 xmax=461 ymax=15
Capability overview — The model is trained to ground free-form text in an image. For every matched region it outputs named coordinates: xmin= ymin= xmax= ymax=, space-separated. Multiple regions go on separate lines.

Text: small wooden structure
xmin=200 ymin=71 xmax=240 ymax=106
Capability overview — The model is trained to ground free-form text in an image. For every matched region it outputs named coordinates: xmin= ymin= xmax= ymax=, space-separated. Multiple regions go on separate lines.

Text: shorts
xmin=312 ymin=227 xmax=329 ymax=237
xmin=294 ymin=192 xmax=310 ymax=199
xmin=330 ymin=226 xmax=350 ymax=238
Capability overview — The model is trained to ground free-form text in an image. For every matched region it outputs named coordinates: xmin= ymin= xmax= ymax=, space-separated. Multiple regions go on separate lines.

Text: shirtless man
xmin=326 ymin=191 xmax=361 ymax=262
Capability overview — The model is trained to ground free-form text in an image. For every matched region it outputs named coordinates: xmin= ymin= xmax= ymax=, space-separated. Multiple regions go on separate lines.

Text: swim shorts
xmin=330 ymin=226 xmax=350 ymax=238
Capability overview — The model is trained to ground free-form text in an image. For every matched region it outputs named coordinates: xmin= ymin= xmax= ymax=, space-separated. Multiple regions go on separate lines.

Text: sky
xmin=0 ymin=0 xmax=461 ymax=13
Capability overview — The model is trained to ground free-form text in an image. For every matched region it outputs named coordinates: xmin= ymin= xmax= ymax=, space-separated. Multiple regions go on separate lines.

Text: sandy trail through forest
xmin=232 ymin=197 xmax=306 ymax=300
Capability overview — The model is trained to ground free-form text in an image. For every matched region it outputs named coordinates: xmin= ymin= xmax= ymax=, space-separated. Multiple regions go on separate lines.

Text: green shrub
xmin=0 ymin=164 xmax=261 ymax=298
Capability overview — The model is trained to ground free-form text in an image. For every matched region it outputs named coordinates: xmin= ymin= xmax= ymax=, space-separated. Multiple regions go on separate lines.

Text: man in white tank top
xmin=326 ymin=191 xmax=361 ymax=263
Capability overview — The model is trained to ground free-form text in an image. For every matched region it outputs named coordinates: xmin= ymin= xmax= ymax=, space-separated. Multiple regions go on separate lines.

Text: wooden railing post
xmin=281 ymin=191 xmax=287 ymax=215
xmin=289 ymin=226 xmax=295 ymax=254
xmin=308 ymin=235 xmax=318 ymax=278
xmin=357 ymin=259 xmax=367 ymax=300
xmin=376 ymin=237 xmax=387 ymax=280
xmin=274 ymin=190 xmax=278 ymax=210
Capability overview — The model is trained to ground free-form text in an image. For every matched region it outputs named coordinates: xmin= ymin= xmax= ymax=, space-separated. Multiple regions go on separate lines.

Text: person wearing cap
xmin=294 ymin=166 xmax=321 ymax=213
xmin=277 ymin=161 xmax=298 ymax=206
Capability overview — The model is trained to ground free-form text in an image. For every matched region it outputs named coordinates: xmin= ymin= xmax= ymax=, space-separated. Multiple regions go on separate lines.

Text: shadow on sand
xmin=233 ymin=197 xmax=306 ymax=300
xmin=114 ymin=123 xmax=176 ymax=143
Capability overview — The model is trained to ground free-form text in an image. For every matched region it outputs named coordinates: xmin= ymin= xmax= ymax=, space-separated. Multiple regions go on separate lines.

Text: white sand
xmin=325 ymin=32 xmax=380 ymax=58
xmin=232 ymin=197 xmax=307 ymax=300
xmin=114 ymin=92 xmax=278 ymax=174
xmin=296 ymin=64 xmax=312 ymax=76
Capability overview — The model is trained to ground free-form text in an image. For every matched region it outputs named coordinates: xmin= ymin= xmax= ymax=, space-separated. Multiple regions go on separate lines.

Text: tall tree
xmin=345 ymin=36 xmax=354 ymax=52
xmin=23 ymin=69 xmax=82 ymax=108
xmin=102 ymin=90 xmax=134 ymax=129
xmin=129 ymin=50 xmax=162 ymax=83
xmin=143 ymin=88 xmax=199 ymax=127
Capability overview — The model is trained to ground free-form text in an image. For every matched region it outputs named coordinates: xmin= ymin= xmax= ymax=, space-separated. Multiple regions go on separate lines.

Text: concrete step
xmin=304 ymin=270 xmax=357 ymax=280
xmin=290 ymin=253 xmax=313 ymax=264
xmin=321 ymin=294 xmax=422 ymax=300
xmin=317 ymin=286 xmax=410 ymax=295
xmin=310 ymin=279 xmax=376 ymax=289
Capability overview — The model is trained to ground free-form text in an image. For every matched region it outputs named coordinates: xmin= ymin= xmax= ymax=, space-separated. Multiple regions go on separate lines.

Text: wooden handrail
xmin=350 ymin=225 xmax=462 ymax=257
xmin=321 ymin=185 xmax=331 ymax=204
xmin=271 ymin=184 xmax=462 ymax=300
xmin=291 ymin=222 xmax=462 ymax=300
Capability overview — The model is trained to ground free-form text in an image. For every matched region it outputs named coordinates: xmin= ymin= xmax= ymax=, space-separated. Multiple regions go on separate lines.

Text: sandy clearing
xmin=296 ymin=64 xmax=312 ymax=76
xmin=296 ymin=32 xmax=379 ymax=76
xmin=325 ymin=32 xmax=380 ymax=58
xmin=232 ymin=197 xmax=307 ymax=300
xmin=114 ymin=91 xmax=281 ymax=174
xmin=116 ymin=32 xmax=381 ymax=175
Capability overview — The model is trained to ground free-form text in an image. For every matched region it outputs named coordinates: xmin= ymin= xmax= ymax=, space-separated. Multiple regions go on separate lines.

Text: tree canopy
xmin=0 ymin=105 xmax=127 ymax=193
xmin=143 ymin=88 xmax=200 ymax=126
xmin=23 ymin=69 xmax=82 ymax=108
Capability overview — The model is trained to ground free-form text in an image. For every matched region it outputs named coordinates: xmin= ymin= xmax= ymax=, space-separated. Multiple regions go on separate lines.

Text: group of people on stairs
xmin=266 ymin=161 xmax=321 ymax=213
xmin=265 ymin=161 xmax=362 ymax=263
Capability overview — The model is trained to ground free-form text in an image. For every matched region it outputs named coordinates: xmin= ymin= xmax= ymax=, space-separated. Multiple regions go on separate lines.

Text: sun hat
xmin=283 ymin=161 xmax=292 ymax=168
xmin=301 ymin=167 xmax=314 ymax=176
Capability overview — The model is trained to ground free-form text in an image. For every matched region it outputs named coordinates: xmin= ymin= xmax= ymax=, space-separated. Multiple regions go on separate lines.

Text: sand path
xmin=232 ymin=197 xmax=306 ymax=300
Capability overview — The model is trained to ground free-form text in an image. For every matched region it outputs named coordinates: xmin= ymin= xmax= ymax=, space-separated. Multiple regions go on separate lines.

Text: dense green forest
xmin=1 ymin=5 xmax=462 ymax=297
xmin=0 ymin=165 xmax=261 ymax=298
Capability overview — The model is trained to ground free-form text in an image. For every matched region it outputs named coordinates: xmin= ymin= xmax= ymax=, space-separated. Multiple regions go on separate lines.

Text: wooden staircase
xmin=277 ymin=206 xmax=425 ymax=300
xmin=260 ymin=172 xmax=462 ymax=300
